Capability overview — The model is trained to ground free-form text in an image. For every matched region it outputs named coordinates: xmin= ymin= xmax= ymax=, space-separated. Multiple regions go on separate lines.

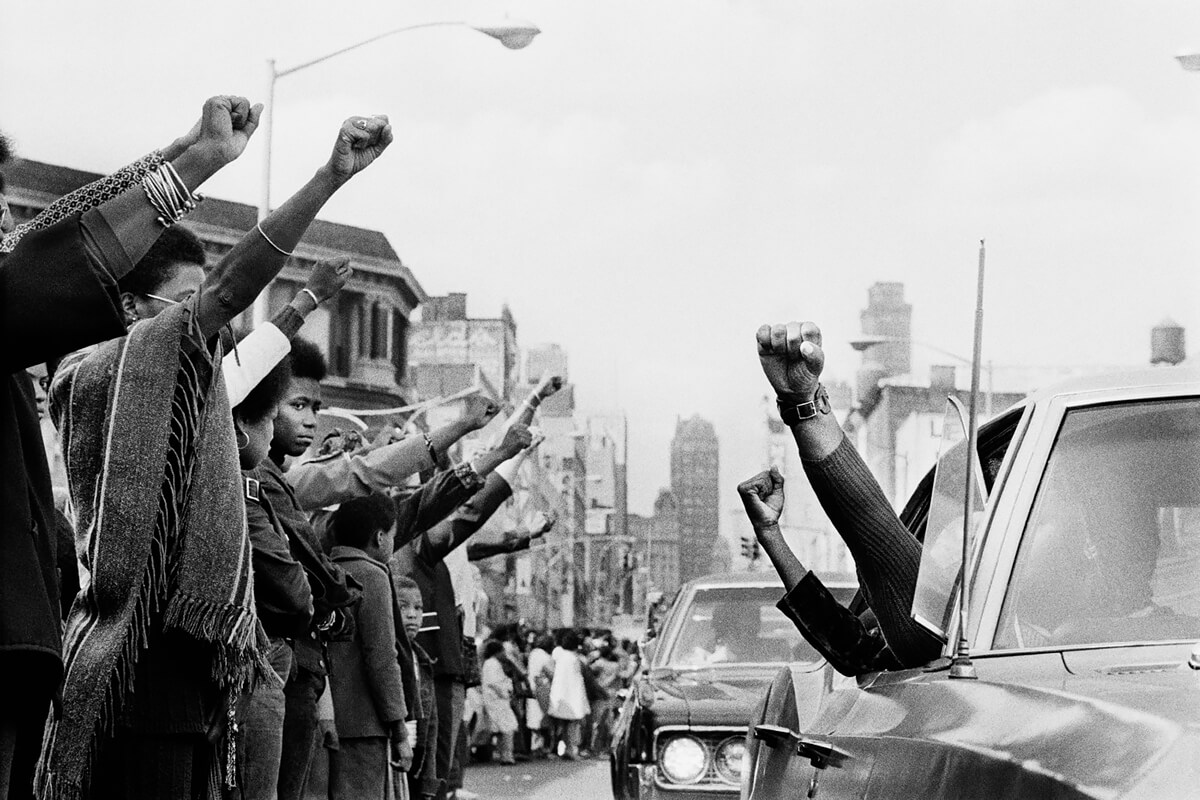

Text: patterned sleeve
xmin=1 ymin=151 xmax=164 ymax=254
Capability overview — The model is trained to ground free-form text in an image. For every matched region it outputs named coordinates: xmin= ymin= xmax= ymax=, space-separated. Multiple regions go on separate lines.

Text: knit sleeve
xmin=802 ymin=437 xmax=942 ymax=668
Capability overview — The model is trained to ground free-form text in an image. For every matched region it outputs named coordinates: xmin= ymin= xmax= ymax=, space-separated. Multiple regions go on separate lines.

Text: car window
xmin=662 ymin=586 xmax=816 ymax=667
xmin=995 ymin=397 xmax=1200 ymax=649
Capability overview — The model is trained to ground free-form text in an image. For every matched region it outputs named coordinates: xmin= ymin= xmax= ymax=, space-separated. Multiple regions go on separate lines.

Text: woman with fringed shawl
xmin=38 ymin=112 xmax=394 ymax=800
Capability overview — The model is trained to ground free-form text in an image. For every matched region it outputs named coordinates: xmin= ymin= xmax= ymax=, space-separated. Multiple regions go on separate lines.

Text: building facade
xmin=3 ymin=158 xmax=427 ymax=414
xmin=670 ymin=415 xmax=720 ymax=583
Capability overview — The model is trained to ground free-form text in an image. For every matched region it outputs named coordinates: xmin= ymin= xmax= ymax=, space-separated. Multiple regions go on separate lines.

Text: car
xmin=611 ymin=570 xmax=858 ymax=799
xmin=743 ymin=366 xmax=1200 ymax=800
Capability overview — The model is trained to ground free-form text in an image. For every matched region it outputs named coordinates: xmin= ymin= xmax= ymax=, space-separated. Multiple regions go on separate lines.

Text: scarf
xmin=36 ymin=299 xmax=263 ymax=800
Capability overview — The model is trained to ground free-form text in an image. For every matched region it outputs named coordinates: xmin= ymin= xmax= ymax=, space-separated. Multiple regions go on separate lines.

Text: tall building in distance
xmin=670 ymin=415 xmax=720 ymax=583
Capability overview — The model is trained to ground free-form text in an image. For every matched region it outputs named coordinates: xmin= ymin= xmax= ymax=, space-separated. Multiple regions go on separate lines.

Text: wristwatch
xmin=777 ymin=384 xmax=831 ymax=426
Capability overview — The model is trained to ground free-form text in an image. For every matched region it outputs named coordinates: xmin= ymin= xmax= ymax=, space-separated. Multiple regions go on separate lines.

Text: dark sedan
xmin=611 ymin=571 xmax=856 ymax=800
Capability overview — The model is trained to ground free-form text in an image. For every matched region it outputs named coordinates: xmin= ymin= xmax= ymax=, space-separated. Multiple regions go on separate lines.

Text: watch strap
xmin=777 ymin=384 xmax=831 ymax=426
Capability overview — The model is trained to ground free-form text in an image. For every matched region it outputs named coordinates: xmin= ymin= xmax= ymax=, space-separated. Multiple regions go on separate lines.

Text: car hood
xmin=825 ymin=647 xmax=1200 ymax=799
xmin=1057 ymin=646 xmax=1200 ymax=729
xmin=650 ymin=665 xmax=779 ymax=727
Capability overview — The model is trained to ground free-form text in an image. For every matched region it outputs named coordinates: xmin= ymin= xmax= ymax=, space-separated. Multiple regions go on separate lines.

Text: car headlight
xmin=658 ymin=735 xmax=708 ymax=784
xmin=714 ymin=737 xmax=747 ymax=784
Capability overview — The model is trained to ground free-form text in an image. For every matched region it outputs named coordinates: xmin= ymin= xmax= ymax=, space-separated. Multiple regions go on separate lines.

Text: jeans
xmin=277 ymin=664 xmax=325 ymax=800
xmin=238 ymin=638 xmax=293 ymax=800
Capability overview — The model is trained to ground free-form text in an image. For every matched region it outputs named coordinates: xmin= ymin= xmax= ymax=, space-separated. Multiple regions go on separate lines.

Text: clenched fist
xmin=532 ymin=374 xmax=564 ymax=401
xmin=326 ymin=115 xmax=393 ymax=184
xmin=194 ymin=95 xmax=263 ymax=167
xmin=496 ymin=423 xmax=533 ymax=458
xmin=305 ymin=258 xmax=352 ymax=304
xmin=756 ymin=321 xmax=825 ymax=400
xmin=462 ymin=395 xmax=502 ymax=431
xmin=737 ymin=468 xmax=785 ymax=533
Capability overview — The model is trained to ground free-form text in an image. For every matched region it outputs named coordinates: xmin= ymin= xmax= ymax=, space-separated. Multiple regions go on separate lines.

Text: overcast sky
xmin=4 ymin=1 xmax=1198 ymax=540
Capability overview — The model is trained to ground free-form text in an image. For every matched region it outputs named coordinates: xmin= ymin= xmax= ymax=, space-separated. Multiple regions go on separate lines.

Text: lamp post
xmin=849 ymin=334 xmax=995 ymax=418
xmin=254 ymin=17 xmax=540 ymax=324
xmin=1176 ymin=49 xmax=1200 ymax=71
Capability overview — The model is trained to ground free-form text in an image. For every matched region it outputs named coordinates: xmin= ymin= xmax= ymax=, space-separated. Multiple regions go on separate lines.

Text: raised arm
xmin=486 ymin=375 xmax=562 ymax=449
xmin=756 ymin=321 xmax=939 ymax=669
xmin=0 ymin=96 xmax=244 ymax=258
xmin=286 ymin=393 xmax=500 ymax=510
xmin=195 ymin=114 xmax=392 ymax=339
xmin=467 ymin=512 xmax=555 ymax=561
xmin=223 ymin=257 xmax=351 ymax=406
xmin=0 ymin=97 xmax=259 ymax=369
xmin=737 ymin=468 xmax=806 ymax=590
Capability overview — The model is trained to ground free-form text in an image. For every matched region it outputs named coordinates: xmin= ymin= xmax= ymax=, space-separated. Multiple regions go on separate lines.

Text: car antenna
xmin=950 ymin=239 xmax=986 ymax=680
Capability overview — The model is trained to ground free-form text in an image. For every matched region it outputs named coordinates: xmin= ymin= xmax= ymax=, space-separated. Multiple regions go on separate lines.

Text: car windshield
xmin=995 ymin=397 xmax=1200 ymax=649
xmin=661 ymin=585 xmax=847 ymax=668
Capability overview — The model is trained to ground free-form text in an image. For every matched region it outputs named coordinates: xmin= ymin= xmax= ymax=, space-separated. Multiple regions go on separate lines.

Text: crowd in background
xmin=468 ymin=625 xmax=640 ymax=768
xmin=0 ymin=96 xmax=612 ymax=800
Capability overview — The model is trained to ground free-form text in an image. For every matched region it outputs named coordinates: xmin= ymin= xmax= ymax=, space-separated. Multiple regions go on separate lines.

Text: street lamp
xmin=1176 ymin=49 xmax=1200 ymax=71
xmin=253 ymin=18 xmax=539 ymax=325
xmin=849 ymin=334 xmax=995 ymax=417
xmin=260 ymin=17 xmax=540 ymax=221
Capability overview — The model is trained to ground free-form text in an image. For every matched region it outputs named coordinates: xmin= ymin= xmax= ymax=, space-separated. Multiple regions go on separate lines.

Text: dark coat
xmin=328 ymin=547 xmax=407 ymax=738
xmin=252 ymin=456 xmax=362 ymax=676
xmin=244 ymin=473 xmax=314 ymax=639
xmin=1 ymin=213 xmax=126 ymax=696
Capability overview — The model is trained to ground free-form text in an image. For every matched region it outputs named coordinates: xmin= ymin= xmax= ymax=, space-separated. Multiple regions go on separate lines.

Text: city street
xmin=463 ymin=756 xmax=612 ymax=800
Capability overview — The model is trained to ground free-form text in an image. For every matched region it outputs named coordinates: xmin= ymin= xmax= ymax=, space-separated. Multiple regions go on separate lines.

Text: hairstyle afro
xmin=117 ymin=224 xmax=206 ymax=296
xmin=233 ymin=354 xmax=291 ymax=424
xmin=330 ymin=493 xmax=396 ymax=549
xmin=288 ymin=336 xmax=327 ymax=382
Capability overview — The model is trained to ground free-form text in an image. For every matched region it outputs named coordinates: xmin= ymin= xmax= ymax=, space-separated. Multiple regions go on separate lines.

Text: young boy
xmin=326 ymin=494 xmax=411 ymax=799
xmin=395 ymin=574 xmax=440 ymax=800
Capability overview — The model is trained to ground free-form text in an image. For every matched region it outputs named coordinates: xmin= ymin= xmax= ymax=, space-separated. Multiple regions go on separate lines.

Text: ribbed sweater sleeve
xmin=802 ymin=436 xmax=942 ymax=668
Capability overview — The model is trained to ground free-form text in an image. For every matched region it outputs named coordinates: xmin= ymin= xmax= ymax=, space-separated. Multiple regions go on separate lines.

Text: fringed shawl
xmin=37 ymin=298 xmax=263 ymax=800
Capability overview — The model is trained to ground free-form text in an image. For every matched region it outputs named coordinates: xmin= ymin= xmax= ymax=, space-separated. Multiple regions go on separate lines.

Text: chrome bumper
xmin=631 ymin=764 xmax=739 ymax=800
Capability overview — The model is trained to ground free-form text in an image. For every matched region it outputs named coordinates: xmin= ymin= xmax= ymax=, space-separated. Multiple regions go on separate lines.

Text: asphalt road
xmin=461 ymin=755 xmax=612 ymax=800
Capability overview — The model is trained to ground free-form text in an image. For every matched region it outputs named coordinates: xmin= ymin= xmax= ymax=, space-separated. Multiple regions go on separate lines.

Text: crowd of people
xmin=0 ymin=95 xmax=596 ymax=800
xmin=470 ymin=625 xmax=639 ymax=768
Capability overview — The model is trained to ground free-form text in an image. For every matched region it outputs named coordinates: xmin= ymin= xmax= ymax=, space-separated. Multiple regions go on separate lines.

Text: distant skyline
xmin=4 ymin=2 xmax=1197 ymax=542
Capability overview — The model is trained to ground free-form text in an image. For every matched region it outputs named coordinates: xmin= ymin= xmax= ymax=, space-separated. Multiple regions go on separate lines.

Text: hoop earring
xmin=235 ymin=428 xmax=250 ymax=450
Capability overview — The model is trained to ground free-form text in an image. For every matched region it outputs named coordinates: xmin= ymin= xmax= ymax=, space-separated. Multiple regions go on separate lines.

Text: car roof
xmin=1026 ymin=365 xmax=1198 ymax=403
xmin=683 ymin=570 xmax=858 ymax=591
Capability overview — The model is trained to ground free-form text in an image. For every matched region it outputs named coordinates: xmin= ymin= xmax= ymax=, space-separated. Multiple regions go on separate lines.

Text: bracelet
xmin=140 ymin=162 xmax=203 ymax=227
xmin=256 ymin=222 xmax=294 ymax=256
xmin=300 ymin=288 xmax=321 ymax=307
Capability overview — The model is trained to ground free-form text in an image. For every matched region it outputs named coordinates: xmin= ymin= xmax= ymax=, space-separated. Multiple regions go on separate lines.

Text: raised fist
xmin=462 ymin=395 xmax=501 ymax=431
xmin=195 ymin=96 xmax=263 ymax=166
xmin=497 ymin=423 xmax=533 ymax=457
xmin=737 ymin=468 xmax=785 ymax=533
xmin=306 ymin=257 xmax=352 ymax=304
xmin=537 ymin=510 xmax=558 ymax=536
xmin=327 ymin=115 xmax=393 ymax=184
xmin=756 ymin=321 xmax=825 ymax=399
xmin=533 ymin=374 xmax=564 ymax=401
